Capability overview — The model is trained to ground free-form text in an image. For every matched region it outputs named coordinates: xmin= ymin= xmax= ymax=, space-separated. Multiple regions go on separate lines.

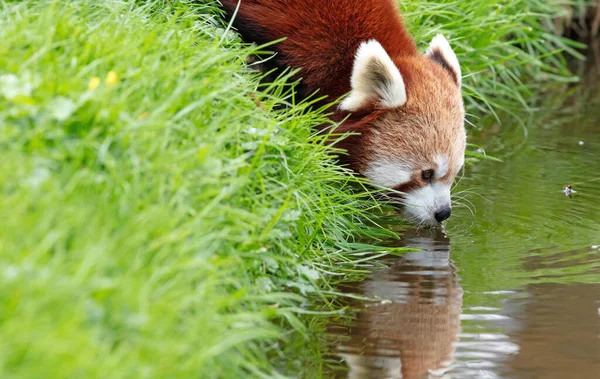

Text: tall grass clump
xmin=401 ymin=0 xmax=583 ymax=122
xmin=0 ymin=0 xmax=582 ymax=378
xmin=0 ymin=1 xmax=390 ymax=377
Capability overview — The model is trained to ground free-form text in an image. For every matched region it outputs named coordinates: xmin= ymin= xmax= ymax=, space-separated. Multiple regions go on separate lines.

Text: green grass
xmin=0 ymin=0 xmax=580 ymax=378
xmin=402 ymin=0 xmax=584 ymax=123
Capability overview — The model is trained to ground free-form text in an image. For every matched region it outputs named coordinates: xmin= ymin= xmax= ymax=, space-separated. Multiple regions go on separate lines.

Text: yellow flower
xmin=105 ymin=71 xmax=119 ymax=86
xmin=88 ymin=76 xmax=101 ymax=90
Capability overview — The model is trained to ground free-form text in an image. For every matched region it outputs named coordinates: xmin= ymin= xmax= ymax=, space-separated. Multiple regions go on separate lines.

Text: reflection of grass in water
xmin=570 ymin=176 xmax=600 ymax=186
xmin=521 ymin=247 xmax=600 ymax=284
xmin=448 ymin=92 xmax=600 ymax=298
xmin=0 ymin=0 xmax=591 ymax=377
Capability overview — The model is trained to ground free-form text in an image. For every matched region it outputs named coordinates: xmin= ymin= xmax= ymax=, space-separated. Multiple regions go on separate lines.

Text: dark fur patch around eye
xmin=391 ymin=178 xmax=424 ymax=195
xmin=428 ymin=48 xmax=459 ymax=86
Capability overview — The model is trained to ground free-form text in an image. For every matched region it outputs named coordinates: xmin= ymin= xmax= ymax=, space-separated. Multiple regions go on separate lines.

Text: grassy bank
xmin=0 ymin=0 xmax=577 ymax=378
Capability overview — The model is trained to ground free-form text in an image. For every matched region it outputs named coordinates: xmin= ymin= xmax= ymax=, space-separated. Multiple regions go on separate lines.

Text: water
xmin=326 ymin=83 xmax=600 ymax=378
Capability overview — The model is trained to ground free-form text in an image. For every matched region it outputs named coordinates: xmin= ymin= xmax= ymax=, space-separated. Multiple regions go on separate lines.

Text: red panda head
xmin=335 ymin=35 xmax=466 ymax=227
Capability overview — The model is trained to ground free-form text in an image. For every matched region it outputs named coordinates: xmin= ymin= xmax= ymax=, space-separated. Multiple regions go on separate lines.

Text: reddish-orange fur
xmin=220 ymin=0 xmax=466 ymax=225
xmin=220 ymin=0 xmax=417 ymax=106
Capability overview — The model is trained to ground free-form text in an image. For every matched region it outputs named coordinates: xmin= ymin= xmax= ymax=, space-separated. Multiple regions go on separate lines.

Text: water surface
xmin=326 ymin=83 xmax=600 ymax=378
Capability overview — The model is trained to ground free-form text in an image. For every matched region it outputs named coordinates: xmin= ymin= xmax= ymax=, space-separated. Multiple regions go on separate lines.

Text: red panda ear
xmin=339 ymin=40 xmax=407 ymax=112
xmin=426 ymin=34 xmax=462 ymax=87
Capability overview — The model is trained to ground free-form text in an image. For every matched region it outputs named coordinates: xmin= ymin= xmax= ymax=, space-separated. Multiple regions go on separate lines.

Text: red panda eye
xmin=422 ymin=169 xmax=434 ymax=181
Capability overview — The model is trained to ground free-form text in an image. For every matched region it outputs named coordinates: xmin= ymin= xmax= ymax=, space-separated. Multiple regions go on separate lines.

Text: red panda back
xmin=220 ymin=0 xmax=418 ymax=102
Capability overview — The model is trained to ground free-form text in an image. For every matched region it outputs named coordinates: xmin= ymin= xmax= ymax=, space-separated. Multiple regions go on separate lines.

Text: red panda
xmin=219 ymin=0 xmax=466 ymax=226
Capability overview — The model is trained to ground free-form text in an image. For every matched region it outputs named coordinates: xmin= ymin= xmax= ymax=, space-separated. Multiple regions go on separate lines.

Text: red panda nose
xmin=434 ymin=206 xmax=452 ymax=223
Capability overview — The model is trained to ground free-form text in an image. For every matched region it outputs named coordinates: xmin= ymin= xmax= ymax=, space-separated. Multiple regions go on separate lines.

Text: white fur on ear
xmin=339 ymin=40 xmax=407 ymax=112
xmin=426 ymin=34 xmax=462 ymax=86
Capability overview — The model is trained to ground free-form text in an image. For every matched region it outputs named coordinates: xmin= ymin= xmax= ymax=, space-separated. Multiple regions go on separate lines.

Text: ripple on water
xmin=327 ymin=230 xmax=600 ymax=378
xmin=326 ymin=90 xmax=600 ymax=378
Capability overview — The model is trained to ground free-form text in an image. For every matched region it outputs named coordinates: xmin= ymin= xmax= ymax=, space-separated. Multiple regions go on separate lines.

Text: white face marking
xmin=435 ymin=155 xmax=449 ymax=178
xmin=364 ymin=159 xmax=411 ymax=188
xmin=402 ymin=183 xmax=452 ymax=226
xmin=456 ymin=153 xmax=465 ymax=171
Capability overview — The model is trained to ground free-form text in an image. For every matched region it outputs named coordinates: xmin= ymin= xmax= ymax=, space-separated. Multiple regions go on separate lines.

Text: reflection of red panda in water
xmin=331 ymin=230 xmax=463 ymax=378
xmin=219 ymin=0 xmax=466 ymax=226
